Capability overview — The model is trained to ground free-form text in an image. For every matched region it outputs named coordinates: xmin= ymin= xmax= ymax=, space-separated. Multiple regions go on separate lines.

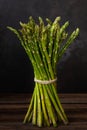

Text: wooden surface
xmin=0 ymin=93 xmax=87 ymax=130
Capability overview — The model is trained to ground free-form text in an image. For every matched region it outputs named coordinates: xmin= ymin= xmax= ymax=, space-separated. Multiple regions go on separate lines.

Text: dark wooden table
xmin=0 ymin=93 xmax=87 ymax=130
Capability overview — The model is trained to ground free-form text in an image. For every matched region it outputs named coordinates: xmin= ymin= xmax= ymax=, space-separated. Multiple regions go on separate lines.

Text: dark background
xmin=0 ymin=0 xmax=87 ymax=93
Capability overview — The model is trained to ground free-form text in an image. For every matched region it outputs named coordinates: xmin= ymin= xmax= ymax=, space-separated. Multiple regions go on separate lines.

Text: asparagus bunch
xmin=8 ymin=16 xmax=79 ymax=127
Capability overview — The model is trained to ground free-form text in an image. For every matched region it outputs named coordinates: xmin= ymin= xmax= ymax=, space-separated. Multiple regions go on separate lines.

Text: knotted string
xmin=34 ymin=78 xmax=57 ymax=84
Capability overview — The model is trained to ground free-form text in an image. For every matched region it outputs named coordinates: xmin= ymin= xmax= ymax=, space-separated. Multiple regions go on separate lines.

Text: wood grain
xmin=0 ymin=93 xmax=87 ymax=130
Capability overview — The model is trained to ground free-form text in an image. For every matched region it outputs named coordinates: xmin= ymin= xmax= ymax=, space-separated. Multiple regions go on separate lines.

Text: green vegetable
xmin=7 ymin=16 xmax=79 ymax=127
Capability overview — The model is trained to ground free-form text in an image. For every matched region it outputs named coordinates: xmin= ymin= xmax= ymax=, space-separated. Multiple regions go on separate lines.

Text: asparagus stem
xmin=46 ymin=86 xmax=67 ymax=124
xmin=32 ymin=87 xmax=37 ymax=125
xmin=28 ymin=110 xmax=33 ymax=122
xmin=52 ymin=21 xmax=69 ymax=71
xmin=39 ymin=84 xmax=50 ymax=126
xmin=23 ymin=88 xmax=35 ymax=123
xmin=48 ymin=17 xmax=60 ymax=60
xmin=43 ymin=85 xmax=57 ymax=127
xmin=52 ymin=87 xmax=68 ymax=122
xmin=36 ymin=83 xmax=42 ymax=127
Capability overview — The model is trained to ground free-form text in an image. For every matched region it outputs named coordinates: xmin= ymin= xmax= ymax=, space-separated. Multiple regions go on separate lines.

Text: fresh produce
xmin=8 ymin=16 xmax=79 ymax=127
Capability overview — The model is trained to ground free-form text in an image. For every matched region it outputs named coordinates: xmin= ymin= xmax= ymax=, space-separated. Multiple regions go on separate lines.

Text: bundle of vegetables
xmin=8 ymin=16 xmax=79 ymax=127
